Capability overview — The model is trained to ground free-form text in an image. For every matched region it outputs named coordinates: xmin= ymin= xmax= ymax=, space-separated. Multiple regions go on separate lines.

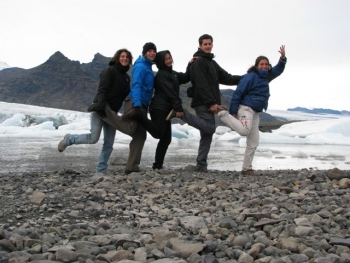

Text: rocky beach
xmin=1 ymin=167 xmax=350 ymax=263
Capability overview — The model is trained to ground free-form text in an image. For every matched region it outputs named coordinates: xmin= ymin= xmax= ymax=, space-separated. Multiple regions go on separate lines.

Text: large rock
xmin=328 ymin=168 xmax=349 ymax=180
xmin=30 ymin=191 xmax=46 ymax=206
xmin=169 ymin=238 xmax=206 ymax=259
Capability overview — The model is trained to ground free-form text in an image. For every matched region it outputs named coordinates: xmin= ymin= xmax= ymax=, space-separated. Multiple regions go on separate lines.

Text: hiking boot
xmin=166 ymin=109 xmax=176 ymax=121
xmin=241 ymin=169 xmax=259 ymax=176
xmin=196 ymin=167 xmax=208 ymax=173
xmin=152 ymin=162 xmax=163 ymax=170
xmin=124 ymin=169 xmax=139 ymax=175
xmin=125 ymin=165 xmax=141 ymax=175
xmin=58 ymin=134 xmax=70 ymax=152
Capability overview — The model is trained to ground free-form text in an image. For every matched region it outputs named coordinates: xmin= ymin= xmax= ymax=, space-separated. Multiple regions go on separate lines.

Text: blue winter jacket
xmin=229 ymin=58 xmax=287 ymax=114
xmin=127 ymin=56 xmax=154 ymax=107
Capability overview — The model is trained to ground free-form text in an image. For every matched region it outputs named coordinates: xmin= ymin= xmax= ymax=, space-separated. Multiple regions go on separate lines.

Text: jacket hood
xmin=155 ymin=50 xmax=172 ymax=71
xmin=134 ymin=55 xmax=153 ymax=66
xmin=193 ymin=48 xmax=214 ymax=59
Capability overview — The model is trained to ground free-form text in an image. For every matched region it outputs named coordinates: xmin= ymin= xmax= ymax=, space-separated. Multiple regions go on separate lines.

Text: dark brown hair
xmin=247 ymin=56 xmax=271 ymax=73
xmin=198 ymin=34 xmax=213 ymax=45
xmin=111 ymin=49 xmax=133 ymax=65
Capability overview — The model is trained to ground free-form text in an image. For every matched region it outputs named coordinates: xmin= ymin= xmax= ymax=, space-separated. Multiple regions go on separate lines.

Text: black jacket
xmin=190 ymin=48 xmax=241 ymax=108
xmin=92 ymin=62 xmax=130 ymax=113
xmin=150 ymin=51 xmax=190 ymax=112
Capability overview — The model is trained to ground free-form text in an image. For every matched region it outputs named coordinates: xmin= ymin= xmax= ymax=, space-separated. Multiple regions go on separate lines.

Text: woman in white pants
xmin=218 ymin=46 xmax=287 ymax=175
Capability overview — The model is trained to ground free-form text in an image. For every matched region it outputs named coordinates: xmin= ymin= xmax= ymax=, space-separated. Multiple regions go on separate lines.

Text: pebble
xmin=0 ymin=167 xmax=350 ymax=262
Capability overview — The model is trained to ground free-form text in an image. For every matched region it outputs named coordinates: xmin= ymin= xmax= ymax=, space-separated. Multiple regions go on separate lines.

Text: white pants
xmin=218 ymin=105 xmax=260 ymax=171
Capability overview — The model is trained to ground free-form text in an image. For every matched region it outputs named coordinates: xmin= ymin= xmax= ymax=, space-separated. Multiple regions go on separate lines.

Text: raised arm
xmin=279 ymin=45 xmax=286 ymax=60
xmin=269 ymin=45 xmax=287 ymax=82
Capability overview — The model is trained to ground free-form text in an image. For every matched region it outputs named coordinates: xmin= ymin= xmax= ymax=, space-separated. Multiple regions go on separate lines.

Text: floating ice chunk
xmin=304 ymin=133 xmax=350 ymax=145
xmin=274 ymin=118 xmax=350 ymax=137
xmin=292 ymin=150 xmax=309 ymax=158
xmin=0 ymin=113 xmax=26 ymax=127
xmin=28 ymin=121 xmax=56 ymax=130
xmin=172 ymin=124 xmax=190 ymax=139
xmin=215 ymin=126 xmax=232 ymax=135
xmin=216 ymin=131 xmax=241 ymax=142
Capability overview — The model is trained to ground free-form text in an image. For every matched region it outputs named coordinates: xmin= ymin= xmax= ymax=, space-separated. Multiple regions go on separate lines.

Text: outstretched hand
xmin=279 ymin=45 xmax=286 ymax=59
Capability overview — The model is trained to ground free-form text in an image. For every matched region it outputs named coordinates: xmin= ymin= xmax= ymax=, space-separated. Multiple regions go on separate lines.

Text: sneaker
xmin=241 ymin=169 xmax=259 ymax=176
xmin=166 ymin=109 xmax=176 ymax=121
xmin=58 ymin=134 xmax=70 ymax=152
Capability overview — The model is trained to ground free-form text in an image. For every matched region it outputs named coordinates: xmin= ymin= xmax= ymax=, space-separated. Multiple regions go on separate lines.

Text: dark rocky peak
xmin=80 ymin=53 xmax=111 ymax=81
xmin=29 ymin=51 xmax=82 ymax=75
xmin=46 ymin=51 xmax=79 ymax=64
xmin=92 ymin=52 xmax=110 ymax=63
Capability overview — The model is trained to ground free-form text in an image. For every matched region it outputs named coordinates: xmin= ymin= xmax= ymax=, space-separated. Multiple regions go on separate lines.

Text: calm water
xmin=1 ymin=136 xmax=350 ymax=174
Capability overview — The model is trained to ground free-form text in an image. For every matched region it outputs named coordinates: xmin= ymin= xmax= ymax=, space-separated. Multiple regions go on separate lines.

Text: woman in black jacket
xmin=137 ymin=50 xmax=190 ymax=170
xmin=58 ymin=49 xmax=133 ymax=175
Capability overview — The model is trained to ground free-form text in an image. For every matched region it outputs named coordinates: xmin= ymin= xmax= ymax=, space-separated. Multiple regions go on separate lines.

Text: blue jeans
xmin=65 ymin=112 xmax=116 ymax=174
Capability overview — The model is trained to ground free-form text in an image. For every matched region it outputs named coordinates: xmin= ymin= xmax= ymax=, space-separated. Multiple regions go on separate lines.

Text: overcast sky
xmin=1 ymin=0 xmax=350 ymax=111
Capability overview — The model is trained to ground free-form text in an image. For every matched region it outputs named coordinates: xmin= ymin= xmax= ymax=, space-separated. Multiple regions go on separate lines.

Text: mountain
xmin=80 ymin=53 xmax=111 ymax=82
xmin=0 ymin=52 xmax=108 ymax=111
xmin=287 ymin=107 xmax=350 ymax=115
xmin=0 ymin=52 xmax=283 ymax=129
xmin=0 ymin=61 xmax=11 ymax=71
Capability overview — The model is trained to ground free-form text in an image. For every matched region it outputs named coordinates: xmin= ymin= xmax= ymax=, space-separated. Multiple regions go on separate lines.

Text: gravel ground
xmin=1 ymin=167 xmax=350 ymax=263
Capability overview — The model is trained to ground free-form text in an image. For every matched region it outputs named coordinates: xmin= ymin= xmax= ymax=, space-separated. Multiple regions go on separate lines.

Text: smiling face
xmin=199 ymin=38 xmax=213 ymax=53
xmin=119 ymin=52 xmax=130 ymax=66
xmin=257 ymin=59 xmax=269 ymax=71
xmin=145 ymin=49 xmax=157 ymax=61
xmin=164 ymin=52 xmax=173 ymax=67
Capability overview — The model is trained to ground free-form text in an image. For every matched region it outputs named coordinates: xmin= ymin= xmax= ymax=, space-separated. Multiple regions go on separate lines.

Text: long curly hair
xmin=111 ymin=49 xmax=133 ymax=65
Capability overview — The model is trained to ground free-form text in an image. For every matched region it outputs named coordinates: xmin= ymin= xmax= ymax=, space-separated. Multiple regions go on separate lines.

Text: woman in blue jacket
xmin=218 ymin=45 xmax=287 ymax=176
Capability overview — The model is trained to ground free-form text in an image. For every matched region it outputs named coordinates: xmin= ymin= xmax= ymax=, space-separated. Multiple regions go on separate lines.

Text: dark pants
xmin=138 ymin=109 xmax=171 ymax=169
xmin=103 ymin=99 xmax=147 ymax=171
xmin=181 ymin=106 xmax=216 ymax=169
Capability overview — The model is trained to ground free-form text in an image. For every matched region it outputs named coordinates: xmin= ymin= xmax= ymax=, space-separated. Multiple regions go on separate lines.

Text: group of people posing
xmin=58 ymin=34 xmax=287 ymax=176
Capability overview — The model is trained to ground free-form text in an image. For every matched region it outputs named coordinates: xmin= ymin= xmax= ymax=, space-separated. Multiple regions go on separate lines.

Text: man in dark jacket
xmin=189 ymin=34 xmax=241 ymax=172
